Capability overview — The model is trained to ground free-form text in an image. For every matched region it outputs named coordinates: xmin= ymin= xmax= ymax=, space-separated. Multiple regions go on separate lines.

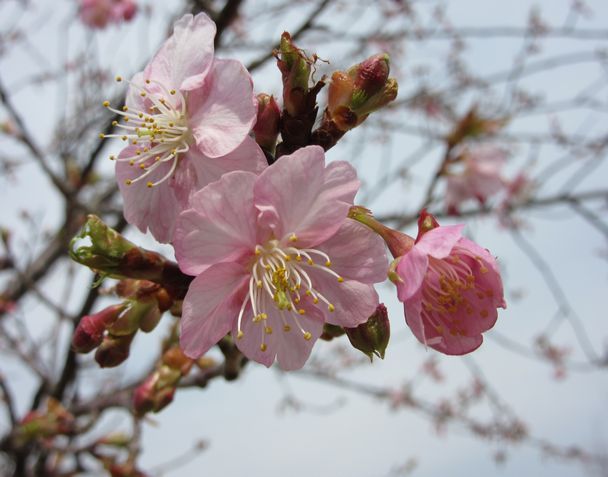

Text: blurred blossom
xmin=445 ymin=145 xmax=507 ymax=214
xmin=102 ymin=13 xmax=264 ymax=243
xmin=173 ymin=146 xmax=387 ymax=370
xmin=78 ymin=0 xmax=137 ymax=29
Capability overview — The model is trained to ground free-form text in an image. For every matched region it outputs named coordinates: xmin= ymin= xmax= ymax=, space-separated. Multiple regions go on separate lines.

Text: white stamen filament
xmin=102 ymin=78 xmax=192 ymax=188
xmin=237 ymin=238 xmax=343 ymax=348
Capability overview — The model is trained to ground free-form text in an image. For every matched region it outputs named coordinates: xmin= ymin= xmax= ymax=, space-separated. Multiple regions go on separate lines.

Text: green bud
xmin=345 ymin=304 xmax=390 ymax=361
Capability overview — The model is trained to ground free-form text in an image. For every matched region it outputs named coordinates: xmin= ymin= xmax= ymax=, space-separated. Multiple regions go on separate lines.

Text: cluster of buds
xmin=312 ymin=53 xmax=398 ymax=150
xmin=72 ymin=279 xmax=173 ymax=367
xmin=70 ymin=215 xmax=190 ymax=299
xmin=133 ymin=346 xmax=194 ymax=415
xmin=14 ymin=399 xmax=75 ymax=446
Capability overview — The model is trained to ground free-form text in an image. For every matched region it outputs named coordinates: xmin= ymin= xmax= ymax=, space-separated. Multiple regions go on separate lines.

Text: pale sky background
xmin=0 ymin=1 xmax=607 ymax=476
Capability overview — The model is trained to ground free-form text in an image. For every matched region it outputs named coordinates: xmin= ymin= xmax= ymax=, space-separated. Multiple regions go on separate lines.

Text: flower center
xmin=101 ymin=76 xmax=192 ymax=188
xmin=236 ymin=237 xmax=344 ymax=352
xmin=421 ymin=246 xmax=493 ymax=339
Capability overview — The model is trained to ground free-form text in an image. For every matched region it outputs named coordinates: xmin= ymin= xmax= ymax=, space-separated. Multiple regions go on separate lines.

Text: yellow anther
xmin=255 ymin=248 xmax=261 ymax=256
xmin=328 ymin=304 xmax=335 ymax=312
xmin=112 ymin=120 xmax=118 ymax=126
xmin=289 ymin=233 xmax=297 ymax=242
xmin=298 ymin=309 xmax=305 ymax=315
xmin=325 ymin=260 xmax=331 ymax=267
xmin=109 ymin=155 xmax=116 ymax=161
xmin=285 ymin=255 xmax=291 ymax=262
xmin=115 ymin=75 xmax=122 ymax=82
xmin=237 ymin=330 xmax=244 ymax=340
xmin=253 ymin=314 xmax=262 ymax=323
xmin=155 ymin=156 xmax=161 ymax=162
xmin=131 ymin=140 xmax=137 ymax=145
xmin=313 ymin=297 xmax=319 ymax=304
xmin=140 ymin=92 xmax=146 ymax=97
xmin=303 ymin=332 xmax=312 ymax=341
xmin=260 ymin=313 xmax=268 ymax=320
xmin=145 ymin=79 xmax=151 ymax=84
xmin=125 ymin=179 xmax=132 ymax=185
xmin=260 ymin=343 xmax=267 ymax=352
xmin=337 ymin=277 xmax=344 ymax=283
xmin=264 ymin=326 xmax=273 ymax=334
xmin=305 ymin=290 xmax=311 ymax=296
xmin=139 ymin=164 xmax=145 ymax=170
xmin=256 ymin=281 xmax=263 ymax=289
xmin=122 ymin=106 xmax=128 ymax=112
xmin=293 ymin=297 xmax=300 ymax=304
xmin=146 ymin=181 xmax=154 ymax=188
xmin=135 ymin=150 xmax=142 ymax=155
xmin=129 ymin=160 xmax=135 ymax=166
xmin=169 ymin=122 xmax=174 ymax=127
xmin=170 ymin=89 xmax=176 ymax=95
xmin=98 ymin=133 xmax=105 ymax=139
xmin=102 ymin=100 xmax=110 ymax=107
xmin=295 ymin=255 xmax=302 ymax=262
xmin=307 ymin=259 xmax=314 ymax=265
xmin=287 ymin=304 xmax=293 ymax=311
xmin=283 ymin=325 xmax=291 ymax=332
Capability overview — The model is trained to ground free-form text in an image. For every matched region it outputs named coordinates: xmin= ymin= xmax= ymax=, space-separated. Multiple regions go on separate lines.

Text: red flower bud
xmin=72 ymin=304 xmax=126 ymax=353
xmin=253 ymin=94 xmax=281 ymax=153
xmin=94 ymin=333 xmax=135 ymax=368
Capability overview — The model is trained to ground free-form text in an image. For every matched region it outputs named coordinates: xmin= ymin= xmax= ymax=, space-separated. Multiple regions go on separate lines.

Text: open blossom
xmin=445 ymin=145 xmax=507 ymax=214
xmin=173 ymin=146 xmax=388 ymax=370
xmin=394 ymin=211 xmax=505 ymax=355
xmin=104 ymin=13 xmax=265 ymax=242
xmin=79 ymin=0 xmax=137 ymax=29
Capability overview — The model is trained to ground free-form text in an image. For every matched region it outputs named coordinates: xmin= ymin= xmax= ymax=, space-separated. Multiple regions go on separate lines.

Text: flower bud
xmin=162 ymin=346 xmax=194 ymax=375
xmin=72 ymin=304 xmax=126 ymax=353
xmin=276 ymin=32 xmax=312 ymax=116
xmin=94 ymin=332 xmax=135 ymax=368
xmin=327 ymin=54 xmax=397 ymax=132
xmin=345 ymin=304 xmax=390 ymax=360
xmin=253 ymin=94 xmax=281 ymax=154
xmin=132 ymin=373 xmax=176 ymax=416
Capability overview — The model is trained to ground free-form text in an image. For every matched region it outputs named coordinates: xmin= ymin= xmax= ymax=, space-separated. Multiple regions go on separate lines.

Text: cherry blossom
xmin=79 ymin=0 xmax=137 ymax=29
xmin=103 ymin=13 xmax=265 ymax=242
xmin=174 ymin=146 xmax=388 ymax=370
xmin=445 ymin=145 xmax=507 ymax=214
xmin=395 ymin=211 xmax=506 ymax=355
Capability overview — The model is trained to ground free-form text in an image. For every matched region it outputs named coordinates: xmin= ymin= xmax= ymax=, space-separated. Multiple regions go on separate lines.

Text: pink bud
xmin=94 ymin=333 xmax=134 ymax=367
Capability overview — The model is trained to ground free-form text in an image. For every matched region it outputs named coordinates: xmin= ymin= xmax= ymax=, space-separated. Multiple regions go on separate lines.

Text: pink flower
xmin=79 ymin=0 xmax=137 ymax=29
xmin=173 ymin=146 xmax=388 ymax=370
xmin=445 ymin=145 xmax=507 ymax=214
xmin=104 ymin=13 xmax=265 ymax=242
xmin=395 ymin=211 xmax=506 ymax=355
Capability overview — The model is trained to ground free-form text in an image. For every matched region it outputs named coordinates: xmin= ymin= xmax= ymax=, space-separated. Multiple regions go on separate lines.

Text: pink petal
xmin=317 ymin=219 xmax=387 ymax=283
xmin=116 ymin=149 xmax=180 ymax=244
xmin=232 ymin=301 xmax=278 ymax=368
xmin=188 ymin=59 xmax=256 ymax=158
xmin=145 ymin=13 xmax=216 ymax=91
xmin=180 ymin=262 xmax=249 ymax=359
xmin=305 ymin=269 xmax=379 ymax=327
xmin=396 ymin=247 xmax=428 ymax=301
xmin=189 ymin=135 xmax=266 ymax=188
xmin=276 ymin=306 xmax=324 ymax=370
xmin=255 ymin=146 xmax=359 ymax=247
xmin=404 ymin=294 xmax=483 ymax=355
xmin=416 ymin=224 xmax=464 ymax=259
xmin=174 ymin=171 xmax=258 ymax=275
